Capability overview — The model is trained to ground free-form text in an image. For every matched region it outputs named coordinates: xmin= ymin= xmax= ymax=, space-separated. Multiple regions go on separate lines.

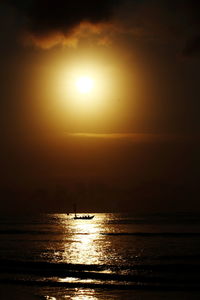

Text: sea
xmin=0 ymin=213 xmax=200 ymax=299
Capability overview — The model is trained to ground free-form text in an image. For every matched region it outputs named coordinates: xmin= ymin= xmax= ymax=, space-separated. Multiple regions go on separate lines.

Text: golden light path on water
xmin=54 ymin=214 xmax=112 ymax=265
xmin=70 ymin=289 xmax=98 ymax=300
xmin=64 ymin=220 xmax=102 ymax=265
xmin=45 ymin=288 xmax=98 ymax=300
xmin=50 ymin=214 xmax=108 ymax=299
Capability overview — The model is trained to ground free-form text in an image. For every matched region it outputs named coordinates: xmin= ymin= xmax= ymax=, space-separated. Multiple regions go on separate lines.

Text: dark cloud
xmin=7 ymin=0 xmax=119 ymax=38
xmin=178 ymin=1 xmax=200 ymax=57
xmin=1 ymin=0 xmax=200 ymax=51
xmin=114 ymin=0 xmax=200 ymax=60
xmin=183 ymin=36 xmax=200 ymax=57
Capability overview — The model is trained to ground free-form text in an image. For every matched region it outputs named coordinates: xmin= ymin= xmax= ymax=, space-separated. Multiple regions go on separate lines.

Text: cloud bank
xmin=5 ymin=0 xmax=119 ymax=48
xmin=2 ymin=0 xmax=200 ymax=54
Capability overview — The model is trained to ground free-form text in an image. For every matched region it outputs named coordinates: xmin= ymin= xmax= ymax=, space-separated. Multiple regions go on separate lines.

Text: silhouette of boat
xmin=73 ymin=204 xmax=94 ymax=220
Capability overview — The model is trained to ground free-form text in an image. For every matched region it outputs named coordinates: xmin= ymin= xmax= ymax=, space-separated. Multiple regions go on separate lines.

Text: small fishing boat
xmin=73 ymin=204 xmax=94 ymax=220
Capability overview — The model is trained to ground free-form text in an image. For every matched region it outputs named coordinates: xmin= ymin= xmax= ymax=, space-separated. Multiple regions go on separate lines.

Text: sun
xmin=55 ymin=61 xmax=114 ymax=113
xmin=75 ymin=76 xmax=94 ymax=94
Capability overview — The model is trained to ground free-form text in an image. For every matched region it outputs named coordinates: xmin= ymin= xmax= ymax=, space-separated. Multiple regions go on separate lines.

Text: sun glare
xmin=75 ymin=76 xmax=94 ymax=94
xmin=55 ymin=58 xmax=121 ymax=116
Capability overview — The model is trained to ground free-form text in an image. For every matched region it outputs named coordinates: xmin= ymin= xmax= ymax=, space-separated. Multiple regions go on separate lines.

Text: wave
xmin=158 ymin=254 xmax=200 ymax=261
xmin=1 ymin=259 xmax=200 ymax=273
xmin=0 ymin=230 xmax=60 ymax=235
xmin=1 ymin=230 xmax=200 ymax=237
xmin=1 ymin=260 xmax=200 ymax=291
xmin=102 ymin=232 xmax=200 ymax=237
xmin=1 ymin=278 xmax=200 ymax=291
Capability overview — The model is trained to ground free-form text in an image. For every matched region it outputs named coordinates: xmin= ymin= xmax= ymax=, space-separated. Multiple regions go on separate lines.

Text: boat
xmin=73 ymin=204 xmax=94 ymax=220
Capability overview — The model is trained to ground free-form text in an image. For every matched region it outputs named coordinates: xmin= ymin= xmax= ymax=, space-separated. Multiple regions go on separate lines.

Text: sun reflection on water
xmin=71 ymin=288 xmax=98 ymax=300
xmin=45 ymin=288 xmax=98 ymax=300
xmin=60 ymin=215 xmax=106 ymax=265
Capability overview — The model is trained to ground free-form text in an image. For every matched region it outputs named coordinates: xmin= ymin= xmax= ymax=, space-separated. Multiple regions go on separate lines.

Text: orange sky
xmin=0 ymin=0 xmax=200 ymax=213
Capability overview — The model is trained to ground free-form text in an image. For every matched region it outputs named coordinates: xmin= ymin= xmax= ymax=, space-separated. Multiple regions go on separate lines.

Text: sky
xmin=0 ymin=0 xmax=200 ymax=213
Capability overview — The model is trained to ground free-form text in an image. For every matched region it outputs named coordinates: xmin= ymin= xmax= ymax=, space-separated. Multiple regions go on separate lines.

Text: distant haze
xmin=1 ymin=133 xmax=199 ymax=214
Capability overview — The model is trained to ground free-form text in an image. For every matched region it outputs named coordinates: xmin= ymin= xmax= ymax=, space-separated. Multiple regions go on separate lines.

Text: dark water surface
xmin=0 ymin=213 xmax=200 ymax=299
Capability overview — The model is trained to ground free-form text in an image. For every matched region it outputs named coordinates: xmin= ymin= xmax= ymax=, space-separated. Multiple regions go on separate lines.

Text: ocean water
xmin=0 ymin=213 xmax=200 ymax=299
